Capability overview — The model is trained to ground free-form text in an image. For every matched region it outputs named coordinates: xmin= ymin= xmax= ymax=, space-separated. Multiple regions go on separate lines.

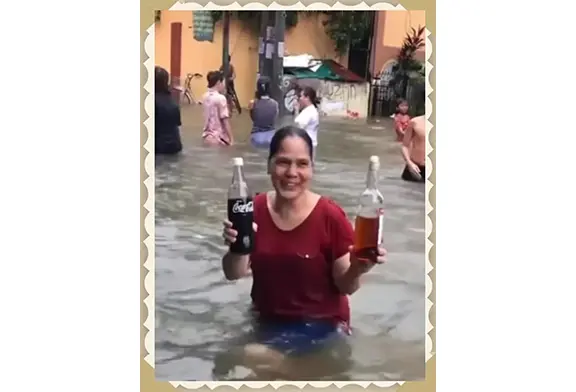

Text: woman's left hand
xmin=348 ymin=245 xmax=387 ymax=275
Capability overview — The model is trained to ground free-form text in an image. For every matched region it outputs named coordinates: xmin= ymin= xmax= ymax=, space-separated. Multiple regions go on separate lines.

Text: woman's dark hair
xmin=155 ymin=66 xmax=171 ymax=94
xmin=207 ymin=70 xmax=224 ymax=88
xmin=256 ymin=76 xmax=271 ymax=99
xmin=301 ymin=86 xmax=321 ymax=108
xmin=268 ymin=125 xmax=314 ymax=163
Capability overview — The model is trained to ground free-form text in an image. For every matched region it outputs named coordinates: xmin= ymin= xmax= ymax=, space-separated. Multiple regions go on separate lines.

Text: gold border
xmin=141 ymin=1 xmax=435 ymax=390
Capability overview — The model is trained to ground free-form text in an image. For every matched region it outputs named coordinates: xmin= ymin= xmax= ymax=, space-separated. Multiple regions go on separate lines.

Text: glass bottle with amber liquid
xmin=353 ymin=155 xmax=385 ymax=263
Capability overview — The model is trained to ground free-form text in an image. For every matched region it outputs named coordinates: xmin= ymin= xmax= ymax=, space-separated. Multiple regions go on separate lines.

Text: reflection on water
xmin=155 ymin=106 xmax=426 ymax=381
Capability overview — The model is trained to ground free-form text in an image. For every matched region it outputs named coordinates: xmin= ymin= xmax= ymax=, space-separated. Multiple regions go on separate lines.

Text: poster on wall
xmin=192 ymin=11 xmax=214 ymax=42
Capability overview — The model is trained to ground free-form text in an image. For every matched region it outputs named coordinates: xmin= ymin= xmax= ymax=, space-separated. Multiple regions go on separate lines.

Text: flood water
xmin=154 ymin=105 xmax=426 ymax=381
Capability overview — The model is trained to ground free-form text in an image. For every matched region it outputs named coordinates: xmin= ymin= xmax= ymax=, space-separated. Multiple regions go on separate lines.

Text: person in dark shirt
xmin=249 ymin=77 xmax=279 ymax=148
xmin=219 ymin=55 xmax=236 ymax=91
xmin=155 ymin=66 xmax=183 ymax=155
xmin=219 ymin=55 xmax=241 ymax=114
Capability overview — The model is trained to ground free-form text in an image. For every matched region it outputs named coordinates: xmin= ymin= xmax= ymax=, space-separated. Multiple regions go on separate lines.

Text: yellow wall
xmin=284 ymin=13 xmax=348 ymax=64
xmin=371 ymin=10 xmax=426 ymax=76
xmin=382 ymin=10 xmax=426 ymax=48
xmin=155 ymin=11 xmax=347 ymax=108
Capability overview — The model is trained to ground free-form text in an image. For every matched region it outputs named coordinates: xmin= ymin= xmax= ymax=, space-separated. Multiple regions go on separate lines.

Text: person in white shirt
xmin=294 ymin=86 xmax=321 ymax=155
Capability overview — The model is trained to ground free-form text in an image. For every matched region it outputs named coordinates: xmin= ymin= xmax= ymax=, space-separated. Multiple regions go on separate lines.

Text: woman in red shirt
xmin=221 ymin=125 xmax=387 ymax=378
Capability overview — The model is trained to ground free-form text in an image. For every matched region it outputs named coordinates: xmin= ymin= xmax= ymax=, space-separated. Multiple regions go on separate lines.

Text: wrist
xmin=225 ymin=251 xmax=248 ymax=261
xmin=347 ymin=260 xmax=365 ymax=278
xmin=350 ymin=254 xmax=377 ymax=276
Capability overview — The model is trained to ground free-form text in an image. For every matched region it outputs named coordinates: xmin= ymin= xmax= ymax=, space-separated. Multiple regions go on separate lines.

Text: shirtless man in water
xmin=401 ymin=115 xmax=426 ymax=182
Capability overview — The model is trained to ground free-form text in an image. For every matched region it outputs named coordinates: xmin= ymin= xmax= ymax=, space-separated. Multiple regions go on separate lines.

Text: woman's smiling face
xmin=269 ymin=135 xmax=313 ymax=200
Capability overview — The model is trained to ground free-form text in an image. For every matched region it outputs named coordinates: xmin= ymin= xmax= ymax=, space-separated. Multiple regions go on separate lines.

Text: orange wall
xmin=371 ymin=10 xmax=426 ymax=76
xmin=155 ymin=11 xmax=347 ymax=108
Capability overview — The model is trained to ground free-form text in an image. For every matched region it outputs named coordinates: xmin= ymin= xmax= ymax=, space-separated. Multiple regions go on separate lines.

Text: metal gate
xmin=369 ymin=67 xmax=426 ymax=118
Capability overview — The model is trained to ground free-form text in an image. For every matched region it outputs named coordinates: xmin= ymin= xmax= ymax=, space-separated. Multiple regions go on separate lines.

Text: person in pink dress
xmin=201 ymin=71 xmax=234 ymax=146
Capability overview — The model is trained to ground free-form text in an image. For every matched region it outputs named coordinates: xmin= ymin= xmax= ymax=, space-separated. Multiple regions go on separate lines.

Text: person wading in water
xmin=220 ymin=55 xmax=241 ymax=114
xmin=201 ymin=71 xmax=234 ymax=146
xmin=294 ymin=87 xmax=321 ymax=158
xmin=249 ymin=76 xmax=279 ymax=149
xmin=393 ymin=99 xmax=411 ymax=142
xmin=220 ymin=126 xmax=387 ymax=379
xmin=154 ymin=66 xmax=183 ymax=155
xmin=401 ymin=115 xmax=426 ymax=182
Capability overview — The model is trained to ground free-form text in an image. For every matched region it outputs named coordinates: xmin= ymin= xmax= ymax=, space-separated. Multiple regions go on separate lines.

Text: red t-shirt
xmin=250 ymin=193 xmax=354 ymax=326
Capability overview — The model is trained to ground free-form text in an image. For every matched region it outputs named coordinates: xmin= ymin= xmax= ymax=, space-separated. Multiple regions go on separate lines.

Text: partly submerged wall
xmin=282 ymin=76 xmax=370 ymax=119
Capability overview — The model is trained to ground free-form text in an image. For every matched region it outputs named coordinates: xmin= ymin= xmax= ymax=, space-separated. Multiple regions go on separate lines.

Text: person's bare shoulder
xmin=408 ymin=116 xmax=424 ymax=130
xmin=410 ymin=116 xmax=424 ymax=126
xmin=410 ymin=116 xmax=426 ymax=137
xmin=411 ymin=115 xmax=425 ymax=126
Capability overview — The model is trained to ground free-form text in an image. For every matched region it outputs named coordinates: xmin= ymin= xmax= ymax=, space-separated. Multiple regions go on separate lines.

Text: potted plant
xmin=390 ymin=26 xmax=426 ymax=99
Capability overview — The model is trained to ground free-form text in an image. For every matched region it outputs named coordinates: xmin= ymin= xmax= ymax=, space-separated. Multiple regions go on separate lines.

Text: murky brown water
xmin=155 ymin=105 xmax=426 ymax=381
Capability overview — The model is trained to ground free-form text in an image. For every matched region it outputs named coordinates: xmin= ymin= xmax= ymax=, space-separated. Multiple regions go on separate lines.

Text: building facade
xmin=154 ymin=11 xmax=348 ymax=108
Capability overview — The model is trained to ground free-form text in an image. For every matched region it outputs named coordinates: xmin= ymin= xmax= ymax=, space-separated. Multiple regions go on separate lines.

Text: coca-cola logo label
xmin=232 ymin=200 xmax=254 ymax=214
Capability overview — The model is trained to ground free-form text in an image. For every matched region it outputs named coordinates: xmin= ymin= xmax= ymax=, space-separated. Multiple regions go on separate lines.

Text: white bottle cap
xmin=369 ymin=155 xmax=380 ymax=170
xmin=232 ymin=157 xmax=244 ymax=166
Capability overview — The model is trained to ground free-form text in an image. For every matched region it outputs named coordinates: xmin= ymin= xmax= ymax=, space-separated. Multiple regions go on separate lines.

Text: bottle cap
xmin=369 ymin=156 xmax=380 ymax=164
xmin=232 ymin=157 xmax=244 ymax=166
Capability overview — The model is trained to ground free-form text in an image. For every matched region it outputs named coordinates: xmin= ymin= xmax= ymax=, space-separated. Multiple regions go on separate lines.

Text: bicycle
xmin=182 ymin=72 xmax=203 ymax=105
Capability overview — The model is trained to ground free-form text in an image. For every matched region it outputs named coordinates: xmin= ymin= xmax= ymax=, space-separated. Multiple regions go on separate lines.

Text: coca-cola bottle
xmin=353 ymin=156 xmax=385 ymax=263
xmin=227 ymin=157 xmax=254 ymax=255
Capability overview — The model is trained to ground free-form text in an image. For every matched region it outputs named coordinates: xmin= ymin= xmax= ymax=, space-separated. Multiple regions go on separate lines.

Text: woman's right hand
xmin=222 ymin=220 xmax=258 ymax=246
